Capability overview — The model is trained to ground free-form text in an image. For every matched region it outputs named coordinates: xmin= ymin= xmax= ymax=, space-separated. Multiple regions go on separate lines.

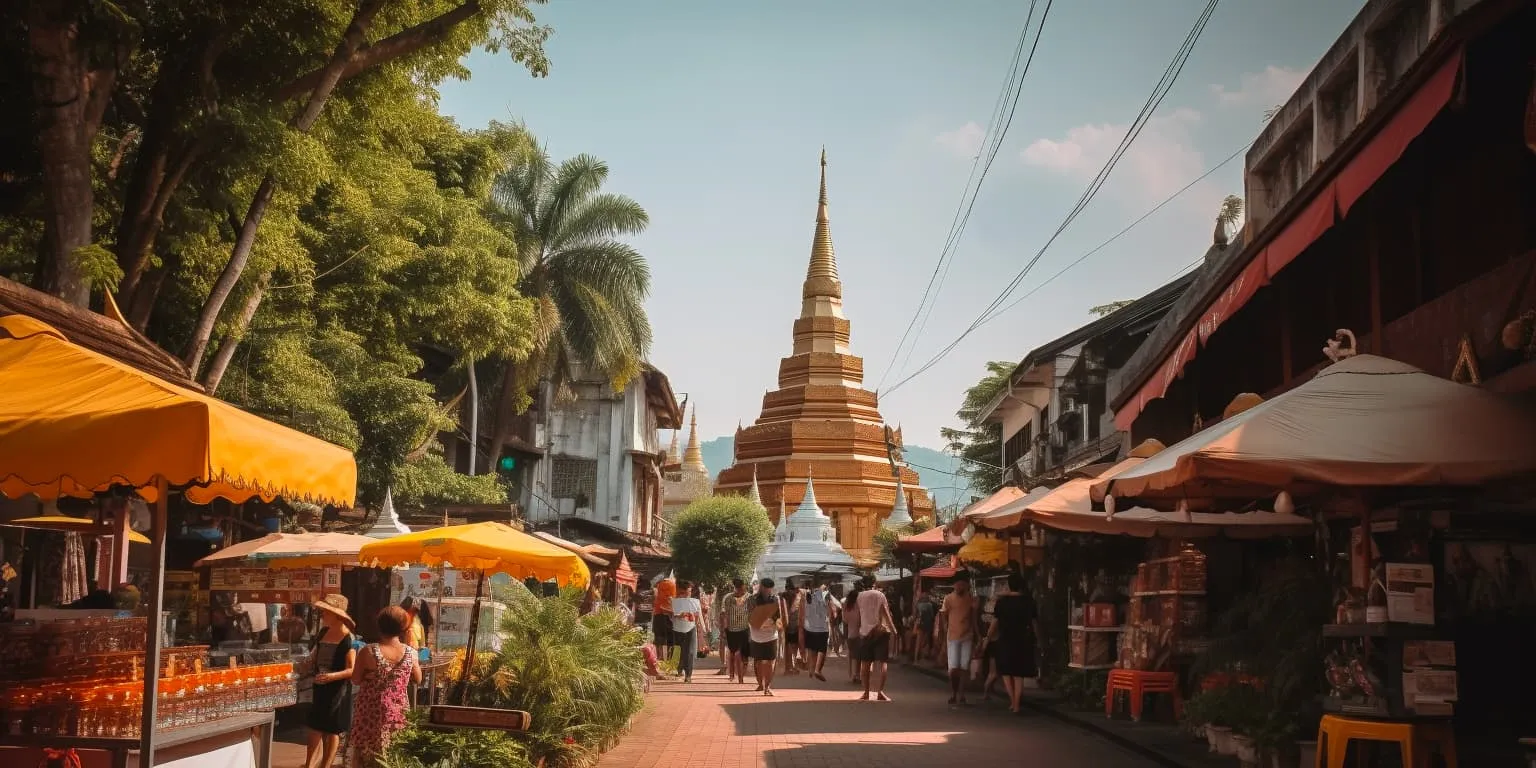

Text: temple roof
xmin=682 ymin=407 xmax=706 ymax=474
xmin=756 ymin=474 xmax=859 ymax=582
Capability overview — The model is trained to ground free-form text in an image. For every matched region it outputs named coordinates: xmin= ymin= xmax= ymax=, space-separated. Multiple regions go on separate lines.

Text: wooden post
xmin=139 ymin=477 xmax=169 ymax=765
xmin=1368 ymin=200 xmax=1383 ymax=354
xmin=454 ymin=571 xmax=486 ymax=706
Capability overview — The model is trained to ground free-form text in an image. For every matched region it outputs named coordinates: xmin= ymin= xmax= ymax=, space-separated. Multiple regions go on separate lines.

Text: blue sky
xmin=439 ymin=0 xmax=1364 ymax=449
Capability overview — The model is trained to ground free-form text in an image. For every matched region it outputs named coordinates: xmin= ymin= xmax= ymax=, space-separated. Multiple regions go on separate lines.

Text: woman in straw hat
xmin=306 ymin=594 xmax=357 ymax=768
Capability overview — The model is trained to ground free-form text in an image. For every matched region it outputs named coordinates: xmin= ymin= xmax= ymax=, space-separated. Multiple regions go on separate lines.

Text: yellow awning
xmin=2 ymin=515 xmax=150 ymax=544
xmin=0 ymin=315 xmax=355 ymax=506
xmin=358 ymin=521 xmax=590 ymax=587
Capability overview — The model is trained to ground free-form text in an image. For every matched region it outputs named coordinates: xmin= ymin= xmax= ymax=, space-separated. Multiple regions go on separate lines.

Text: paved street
xmin=597 ymin=660 xmax=1159 ymax=768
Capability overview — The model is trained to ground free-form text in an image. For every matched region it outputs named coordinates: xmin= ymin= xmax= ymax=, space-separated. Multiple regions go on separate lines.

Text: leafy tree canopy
xmin=667 ymin=496 xmax=774 ymax=589
xmin=939 ymin=360 xmax=1015 ymax=495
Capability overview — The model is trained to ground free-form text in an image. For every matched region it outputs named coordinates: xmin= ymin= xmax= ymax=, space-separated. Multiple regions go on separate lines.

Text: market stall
xmin=0 ymin=315 xmax=356 ymax=768
xmin=1095 ymin=351 xmax=1536 ymax=765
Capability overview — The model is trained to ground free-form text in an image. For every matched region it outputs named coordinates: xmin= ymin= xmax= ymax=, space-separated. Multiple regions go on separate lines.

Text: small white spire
xmin=884 ymin=474 xmax=913 ymax=528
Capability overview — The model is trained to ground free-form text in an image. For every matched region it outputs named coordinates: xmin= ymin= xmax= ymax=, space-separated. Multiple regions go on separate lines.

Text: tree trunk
xmin=183 ymin=0 xmax=386 ymax=373
xmin=201 ymin=271 xmax=270 ymax=395
xmin=483 ymin=361 xmax=525 ymax=474
xmin=274 ymin=2 xmax=484 ymax=102
xmin=28 ymin=0 xmax=122 ymax=306
xmin=125 ymin=249 xmax=179 ymax=331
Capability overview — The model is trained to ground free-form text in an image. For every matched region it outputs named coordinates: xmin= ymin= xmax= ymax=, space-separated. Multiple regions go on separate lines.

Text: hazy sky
xmin=439 ymin=0 xmax=1364 ymax=448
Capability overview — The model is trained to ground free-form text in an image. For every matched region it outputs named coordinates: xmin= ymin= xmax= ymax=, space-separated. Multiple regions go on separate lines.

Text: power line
xmin=990 ymin=142 xmax=1245 ymax=317
xmin=880 ymin=0 xmax=1221 ymax=398
xmin=875 ymin=0 xmax=1052 ymax=391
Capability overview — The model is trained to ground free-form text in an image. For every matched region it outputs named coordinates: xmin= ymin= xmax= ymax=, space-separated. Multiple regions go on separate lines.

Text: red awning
xmin=1337 ymin=51 xmax=1463 ymax=215
xmin=613 ymin=552 xmax=639 ymax=590
xmin=894 ymin=525 xmax=962 ymax=554
xmin=919 ymin=556 xmax=959 ymax=579
xmin=1114 ymin=47 xmax=1464 ymax=432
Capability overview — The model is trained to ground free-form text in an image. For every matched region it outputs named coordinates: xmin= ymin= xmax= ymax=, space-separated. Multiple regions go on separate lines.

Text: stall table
xmin=0 ymin=711 xmax=273 ymax=768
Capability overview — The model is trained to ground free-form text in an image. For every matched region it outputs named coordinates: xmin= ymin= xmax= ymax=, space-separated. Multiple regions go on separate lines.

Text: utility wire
xmin=881 ymin=0 xmax=1221 ymax=398
xmin=875 ymin=0 xmax=1051 ymax=390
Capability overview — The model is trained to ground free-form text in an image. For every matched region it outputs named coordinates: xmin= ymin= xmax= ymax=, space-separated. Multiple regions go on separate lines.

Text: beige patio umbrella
xmin=1094 ymin=354 xmax=1536 ymax=509
xmin=945 ymin=486 xmax=1028 ymax=535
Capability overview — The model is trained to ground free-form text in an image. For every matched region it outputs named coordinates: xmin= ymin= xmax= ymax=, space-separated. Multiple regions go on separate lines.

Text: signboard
xmin=428 ymin=705 xmax=530 ymax=732
xmin=390 ymin=567 xmax=468 ymax=602
xmin=210 ymin=566 xmax=325 ymax=603
xmin=435 ymin=599 xmax=504 ymax=652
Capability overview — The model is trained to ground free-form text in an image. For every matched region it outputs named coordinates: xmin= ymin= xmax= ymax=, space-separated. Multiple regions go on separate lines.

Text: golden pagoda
xmin=715 ymin=150 xmax=934 ymax=559
xmin=663 ymin=406 xmax=712 ymax=519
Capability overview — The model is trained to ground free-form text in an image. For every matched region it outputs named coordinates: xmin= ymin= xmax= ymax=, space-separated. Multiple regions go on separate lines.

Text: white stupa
xmin=364 ymin=487 xmax=412 ymax=539
xmin=753 ymin=474 xmax=860 ymax=585
xmin=883 ymin=474 xmax=914 ymax=528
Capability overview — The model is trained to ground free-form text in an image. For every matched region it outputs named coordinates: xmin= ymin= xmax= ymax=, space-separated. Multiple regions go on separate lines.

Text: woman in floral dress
xmin=351 ymin=606 xmax=422 ymax=768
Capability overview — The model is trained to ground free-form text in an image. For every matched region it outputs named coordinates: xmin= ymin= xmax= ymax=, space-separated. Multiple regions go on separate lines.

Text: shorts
xmin=651 ymin=614 xmax=672 ymax=641
xmin=803 ymin=630 xmax=829 ymax=654
xmin=847 ymin=636 xmax=864 ymax=661
xmin=861 ymin=634 xmax=891 ymax=662
xmin=784 ymin=628 xmax=800 ymax=648
xmin=726 ymin=630 xmax=750 ymax=653
xmin=750 ymin=640 xmax=778 ymax=661
xmin=947 ymin=638 xmax=975 ymax=670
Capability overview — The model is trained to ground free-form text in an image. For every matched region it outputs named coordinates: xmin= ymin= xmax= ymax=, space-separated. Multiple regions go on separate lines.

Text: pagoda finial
xmin=746 ymin=464 xmax=764 ymax=509
xmin=682 ymin=407 xmax=706 ymax=473
xmin=803 ymin=148 xmax=842 ymax=300
xmin=793 ymin=472 xmax=825 ymax=521
xmin=666 ymin=429 xmax=680 ymax=463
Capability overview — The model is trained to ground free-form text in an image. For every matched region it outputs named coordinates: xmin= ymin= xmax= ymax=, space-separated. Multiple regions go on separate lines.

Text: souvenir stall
xmin=0 ymin=315 xmax=357 ymax=768
xmin=1096 ymin=351 xmax=1536 ymax=766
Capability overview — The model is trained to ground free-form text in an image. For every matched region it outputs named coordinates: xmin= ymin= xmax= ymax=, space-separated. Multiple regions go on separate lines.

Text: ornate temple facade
xmin=754 ymin=475 xmax=860 ymax=585
xmin=715 ymin=152 xmax=934 ymax=559
xmin=662 ymin=408 xmax=712 ymax=520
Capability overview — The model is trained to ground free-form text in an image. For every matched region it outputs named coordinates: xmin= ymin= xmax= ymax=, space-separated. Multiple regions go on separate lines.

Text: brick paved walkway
xmin=597 ymin=660 xmax=1160 ymax=768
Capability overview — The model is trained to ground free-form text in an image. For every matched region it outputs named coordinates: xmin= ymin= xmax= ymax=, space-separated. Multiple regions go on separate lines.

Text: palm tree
xmin=485 ymin=143 xmax=653 ymax=473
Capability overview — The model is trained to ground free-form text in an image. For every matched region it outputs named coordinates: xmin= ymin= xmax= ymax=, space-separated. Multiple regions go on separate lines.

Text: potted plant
xmin=1189 ymin=687 xmax=1237 ymax=754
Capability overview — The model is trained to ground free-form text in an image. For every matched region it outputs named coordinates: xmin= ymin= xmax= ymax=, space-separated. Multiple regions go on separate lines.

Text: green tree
xmin=485 ymin=143 xmax=652 ymax=470
xmin=939 ymin=360 xmax=1014 ymax=494
xmin=668 ymin=496 xmax=774 ymax=588
xmin=1089 ymin=300 xmax=1135 ymax=317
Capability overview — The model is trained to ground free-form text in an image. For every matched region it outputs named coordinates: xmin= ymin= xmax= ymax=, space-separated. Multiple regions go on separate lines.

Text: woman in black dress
xmin=986 ymin=572 xmax=1039 ymax=714
xmin=306 ymin=595 xmax=357 ymax=768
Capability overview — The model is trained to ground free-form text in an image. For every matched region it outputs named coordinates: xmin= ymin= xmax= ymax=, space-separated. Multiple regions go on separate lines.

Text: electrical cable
xmin=880 ymin=0 xmax=1221 ymax=398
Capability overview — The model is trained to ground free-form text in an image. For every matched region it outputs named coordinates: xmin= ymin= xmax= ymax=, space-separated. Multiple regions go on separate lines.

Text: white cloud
xmin=933 ymin=121 xmax=984 ymax=159
xmin=1210 ymin=65 xmax=1306 ymax=107
xmin=1020 ymin=108 xmax=1206 ymax=205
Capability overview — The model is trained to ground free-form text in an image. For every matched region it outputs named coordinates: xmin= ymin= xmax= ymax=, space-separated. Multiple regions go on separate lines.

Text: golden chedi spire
xmin=682 ymin=407 xmax=707 ymax=474
xmin=803 ymin=147 xmax=842 ymax=302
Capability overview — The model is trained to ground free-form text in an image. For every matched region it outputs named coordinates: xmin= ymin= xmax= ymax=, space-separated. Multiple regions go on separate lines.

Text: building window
xmin=550 ymin=456 xmax=598 ymax=507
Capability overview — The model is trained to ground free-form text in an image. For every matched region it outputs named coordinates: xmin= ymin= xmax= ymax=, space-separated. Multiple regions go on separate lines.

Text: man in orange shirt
xmin=652 ymin=575 xmax=677 ymax=663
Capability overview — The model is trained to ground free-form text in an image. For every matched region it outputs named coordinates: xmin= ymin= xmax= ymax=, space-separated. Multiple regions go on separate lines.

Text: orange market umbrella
xmin=194 ymin=532 xmax=377 ymax=569
xmin=1095 ymin=354 xmax=1536 ymax=508
xmin=0 ymin=314 xmax=356 ymax=765
xmin=945 ymin=486 xmax=1027 ymax=535
xmin=0 ymin=315 xmax=356 ymax=506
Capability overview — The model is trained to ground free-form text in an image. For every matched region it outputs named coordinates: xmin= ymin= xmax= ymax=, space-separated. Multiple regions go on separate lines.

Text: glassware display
xmin=0 ymin=616 xmax=296 ymax=738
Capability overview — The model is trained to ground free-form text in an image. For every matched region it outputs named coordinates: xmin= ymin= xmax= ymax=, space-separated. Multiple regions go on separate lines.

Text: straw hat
xmin=313 ymin=594 xmax=355 ymax=629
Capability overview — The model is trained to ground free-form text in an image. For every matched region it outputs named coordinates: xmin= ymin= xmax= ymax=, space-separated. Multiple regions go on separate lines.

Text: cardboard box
xmin=1084 ymin=603 xmax=1117 ymax=627
xmin=1385 ymin=563 xmax=1435 ymax=625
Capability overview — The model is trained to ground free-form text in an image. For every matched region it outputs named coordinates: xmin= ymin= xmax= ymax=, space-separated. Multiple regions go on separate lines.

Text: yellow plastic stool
xmin=1316 ymin=714 xmax=1458 ymax=768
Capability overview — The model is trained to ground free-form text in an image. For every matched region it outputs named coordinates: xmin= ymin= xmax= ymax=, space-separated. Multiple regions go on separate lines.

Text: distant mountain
xmin=697 ymin=436 xmax=975 ymax=510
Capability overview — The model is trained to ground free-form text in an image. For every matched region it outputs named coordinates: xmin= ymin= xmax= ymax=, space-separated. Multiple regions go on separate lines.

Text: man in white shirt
xmin=670 ymin=580 xmax=702 ymax=683
xmin=800 ymin=581 xmax=836 ymax=682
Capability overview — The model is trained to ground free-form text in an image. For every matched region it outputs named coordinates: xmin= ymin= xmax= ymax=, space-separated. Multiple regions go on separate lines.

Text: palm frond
xmin=548 ymin=194 xmax=649 ymax=250
xmin=547 ymin=241 xmax=651 ymax=302
xmin=537 ymin=154 xmax=609 ymax=246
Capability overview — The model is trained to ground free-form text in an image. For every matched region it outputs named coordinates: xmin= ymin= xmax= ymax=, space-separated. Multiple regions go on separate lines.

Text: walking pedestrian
xmin=748 ymin=578 xmax=781 ymax=696
xmin=801 ymin=580 xmax=835 ymax=681
xmin=651 ymin=574 xmax=677 ymax=665
xmin=721 ymin=579 xmax=752 ymax=684
xmin=780 ymin=580 xmax=802 ymax=674
xmin=855 ymin=579 xmax=895 ymax=701
xmin=350 ymin=606 xmax=422 ymax=768
xmin=912 ymin=588 xmax=937 ymax=666
xmin=843 ymin=583 xmax=862 ymax=685
xmin=987 ymin=572 xmax=1041 ymax=714
xmin=305 ymin=595 xmax=356 ymax=768
xmin=670 ymin=580 xmax=702 ymax=683
xmin=937 ymin=578 xmax=980 ymax=707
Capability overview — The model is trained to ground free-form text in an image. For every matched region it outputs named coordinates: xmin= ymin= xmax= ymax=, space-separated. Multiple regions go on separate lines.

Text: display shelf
xmin=1321 ymin=623 xmax=1437 ymax=639
xmin=1067 ymin=663 xmax=1116 ymax=671
xmin=1132 ymin=590 xmax=1206 ymax=597
xmin=1068 ymin=625 xmax=1127 ymax=633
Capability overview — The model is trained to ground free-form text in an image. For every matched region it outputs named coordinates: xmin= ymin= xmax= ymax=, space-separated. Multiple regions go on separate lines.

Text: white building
xmin=530 ymin=364 xmax=683 ymax=537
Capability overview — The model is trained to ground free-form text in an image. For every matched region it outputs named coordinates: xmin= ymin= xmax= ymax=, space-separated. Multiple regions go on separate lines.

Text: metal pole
xmin=467 ymin=358 xmax=478 ymax=476
xmin=454 ymin=571 xmax=486 ymax=706
xmin=139 ymin=477 xmax=169 ymax=764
